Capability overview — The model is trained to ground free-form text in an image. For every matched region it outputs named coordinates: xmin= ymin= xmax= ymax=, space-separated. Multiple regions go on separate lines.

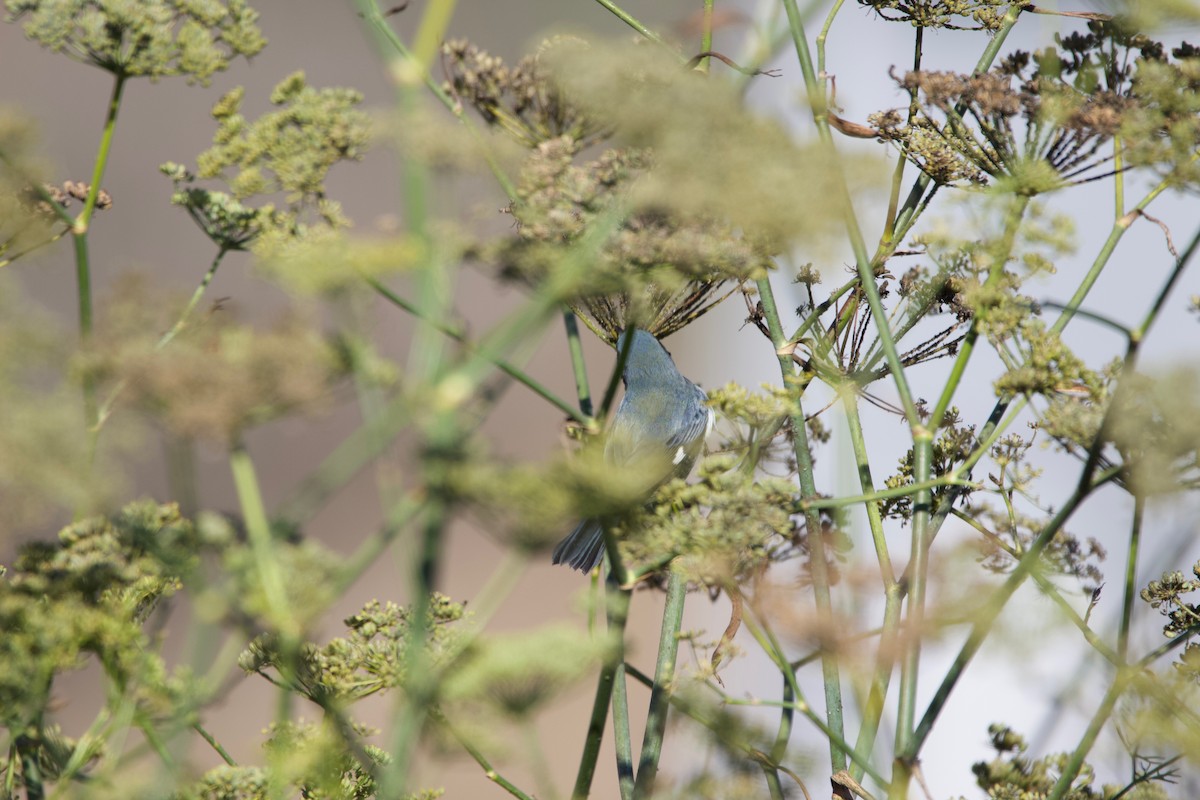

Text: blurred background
xmin=2 ymin=0 xmax=1198 ymax=796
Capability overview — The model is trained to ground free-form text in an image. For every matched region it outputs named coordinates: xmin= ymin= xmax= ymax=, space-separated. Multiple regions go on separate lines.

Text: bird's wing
xmin=606 ymin=383 xmax=711 ymax=472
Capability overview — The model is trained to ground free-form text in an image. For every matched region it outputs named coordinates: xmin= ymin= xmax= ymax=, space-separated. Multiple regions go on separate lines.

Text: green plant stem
xmin=797 ymin=473 xmax=974 ymax=512
xmin=194 ymin=722 xmax=237 ymax=766
xmin=904 ymin=463 xmax=1123 ymax=765
xmin=697 ymin=0 xmax=715 ymax=73
xmin=613 ymin=661 xmax=635 ymax=800
xmin=1118 ymin=495 xmax=1144 ymax=661
xmin=354 ymin=0 xmax=517 ymax=200
xmin=887 ymin=5 xmax=1022 ymax=243
xmin=591 ymin=0 xmax=678 ymax=55
xmin=434 ymin=710 xmax=536 ymax=800
xmin=894 ymin=195 xmax=1030 ymax=766
xmin=756 ymin=275 xmax=848 ymax=773
xmin=160 ymin=247 xmax=229 ymax=347
xmin=275 ymin=394 xmax=413 ymax=524
xmin=764 ymin=675 xmax=794 ymax=800
xmin=741 ymin=608 xmax=887 ymax=788
xmin=951 ymin=508 xmax=1121 ymax=666
xmin=383 ymin=492 xmax=448 ymax=795
xmin=563 ymin=311 xmax=595 ymax=418
xmin=93 ymin=248 xmax=231 ymax=430
xmin=368 ymin=277 xmax=588 ymax=422
xmin=882 ymin=25 xmax=922 ymax=245
xmin=780 ymin=0 xmax=919 ymax=429
xmin=229 ymin=444 xmax=292 ymax=635
xmin=633 ymin=567 xmax=688 ymax=798
xmin=571 ymin=580 xmax=632 ymax=800
xmin=1044 ymin=671 xmax=1130 ymax=800
xmin=927 ymin=195 xmax=1031 ymax=432
xmin=842 ymin=393 xmax=902 ymax=782
xmin=75 ymin=73 xmax=126 ymax=432
xmin=816 ymin=0 xmax=846 ymax=77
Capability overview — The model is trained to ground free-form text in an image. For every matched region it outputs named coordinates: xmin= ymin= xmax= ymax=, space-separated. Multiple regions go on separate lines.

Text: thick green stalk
xmin=633 ymin=567 xmax=688 ymax=798
xmin=571 ymin=581 xmax=632 ymax=800
xmin=612 ymin=662 xmax=635 ymax=800
xmin=842 ymin=393 xmax=902 ymax=783
xmin=757 ymin=276 xmax=848 ymax=772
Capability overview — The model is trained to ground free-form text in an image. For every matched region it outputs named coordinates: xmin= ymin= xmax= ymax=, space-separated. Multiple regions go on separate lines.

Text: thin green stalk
xmin=75 ymin=73 xmax=127 ymax=431
xmin=383 ymin=487 xmax=449 ymax=796
xmin=194 ymin=723 xmax=237 ymax=766
xmin=275 ymin=393 xmax=413 ymax=524
xmin=368 ymin=277 xmax=587 ymax=422
xmin=434 ymin=711 xmax=535 ymax=800
xmin=905 ymin=464 xmax=1123 ymax=763
xmin=797 ymin=473 xmax=974 ymax=512
xmin=335 ymin=492 xmax=425 ymax=594
xmin=763 ymin=675 xmax=794 ymax=800
xmin=882 ymin=26 xmax=922 ymax=245
xmin=1118 ymin=496 xmax=1144 ymax=661
xmin=697 ymin=0 xmax=715 ymax=73
xmin=757 ymin=275 xmax=847 ymax=772
xmin=160 ymin=247 xmax=229 ymax=347
xmin=591 ymin=0 xmax=678 ymax=55
xmin=780 ymin=0 xmax=920 ymax=428
xmin=952 ymin=508 xmax=1122 ymax=666
xmin=355 ymin=0 xmax=517 ymax=200
xmin=888 ymin=5 xmax=1023 ymax=242
xmin=564 ymin=311 xmax=595 ymax=418
xmin=94 ymin=247 xmax=230 ymax=430
xmin=571 ymin=580 xmax=632 ymax=800
xmin=928 ymin=195 xmax=1030 ymax=431
xmin=816 ymin=0 xmax=846 ymax=77
xmin=842 ymin=393 xmax=902 ymax=782
xmin=229 ymin=444 xmax=292 ymax=635
xmin=633 ymin=567 xmax=688 ymax=798
xmin=1044 ymin=672 xmax=1130 ymax=800
xmin=741 ymin=609 xmax=887 ymax=788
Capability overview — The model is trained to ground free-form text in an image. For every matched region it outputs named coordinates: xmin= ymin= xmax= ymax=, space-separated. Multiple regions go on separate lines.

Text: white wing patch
xmin=673 ymin=446 xmax=687 ymax=465
xmin=705 ymin=408 xmax=715 ymax=436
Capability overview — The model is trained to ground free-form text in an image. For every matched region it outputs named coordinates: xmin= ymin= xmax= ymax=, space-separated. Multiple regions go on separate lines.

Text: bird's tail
xmin=552 ymin=520 xmax=606 ymax=572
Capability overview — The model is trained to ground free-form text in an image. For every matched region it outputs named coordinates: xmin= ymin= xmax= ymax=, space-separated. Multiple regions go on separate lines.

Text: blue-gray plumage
xmin=552 ymin=328 xmax=713 ymax=572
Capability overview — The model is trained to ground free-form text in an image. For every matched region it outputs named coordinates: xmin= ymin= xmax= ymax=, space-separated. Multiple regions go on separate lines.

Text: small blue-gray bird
xmin=552 ymin=328 xmax=713 ymax=572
